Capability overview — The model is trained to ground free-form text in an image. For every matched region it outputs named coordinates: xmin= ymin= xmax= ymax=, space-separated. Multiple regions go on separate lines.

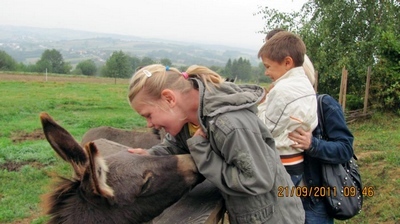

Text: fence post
xmin=339 ymin=66 xmax=348 ymax=112
xmin=339 ymin=67 xmax=344 ymax=106
xmin=363 ymin=66 xmax=371 ymax=115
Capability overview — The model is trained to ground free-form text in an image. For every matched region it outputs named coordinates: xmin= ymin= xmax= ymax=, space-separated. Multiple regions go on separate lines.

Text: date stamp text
xmin=277 ymin=186 xmax=375 ymax=197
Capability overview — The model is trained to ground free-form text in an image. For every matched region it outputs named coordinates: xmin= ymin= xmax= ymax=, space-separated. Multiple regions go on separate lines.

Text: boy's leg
xmin=290 ymin=174 xmax=303 ymax=186
xmin=302 ymin=197 xmax=334 ymax=224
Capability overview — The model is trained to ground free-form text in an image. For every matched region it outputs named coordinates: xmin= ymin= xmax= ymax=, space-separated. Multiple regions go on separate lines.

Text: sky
xmin=1 ymin=0 xmax=306 ymax=50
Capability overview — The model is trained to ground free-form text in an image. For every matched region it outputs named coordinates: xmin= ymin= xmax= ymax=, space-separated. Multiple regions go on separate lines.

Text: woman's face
xmin=131 ymin=91 xmax=186 ymax=136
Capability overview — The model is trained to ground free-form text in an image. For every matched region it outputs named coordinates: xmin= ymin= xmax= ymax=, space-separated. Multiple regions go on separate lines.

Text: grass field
xmin=0 ymin=73 xmax=399 ymax=224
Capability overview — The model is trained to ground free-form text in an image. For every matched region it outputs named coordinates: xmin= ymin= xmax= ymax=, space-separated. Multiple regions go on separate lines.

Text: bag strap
xmin=317 ymin=94 xmax=357 ymax=161
xmin=317 ymin=94 xmax=328 ymax=139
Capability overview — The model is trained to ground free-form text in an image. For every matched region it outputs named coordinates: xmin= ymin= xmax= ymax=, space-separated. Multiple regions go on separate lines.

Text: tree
xmin=17 ymin=63 xmax=36 ymax=73
xmin=253 ymin=62 xmax=270 ymax=84
xmin=225 ymin=57 xmax=252 ymax=81
xmin=209 ymin=65 xmax=223 ymax=75
xmin=139 ymin=57 xmax=155 ymax=68
xmin=36 ymin=49 xmax=71 ymax=74
xmin=160 ymin=58 xmax=172 ymax=67
xmin=129 ymin=56 xmax=141 ymax=73
xmin=372 ymin=30 xmax=400 ymax=114
xmin=178 ymin=65 xmax=189 ymax=72
xmin=76 ymin=59 xmax=97 ymax=76
xmin=0 ymin=50 xmax=17 ymax=71
xmin=224 ymin=59 xmax=233 ymax=78
xmin=237 ymin=57 xmax=252 ymax=81
xmin=258 ymin=0 xmax=400 ymax=111
xmin=102 ymin=51 xmax=132 ymax=80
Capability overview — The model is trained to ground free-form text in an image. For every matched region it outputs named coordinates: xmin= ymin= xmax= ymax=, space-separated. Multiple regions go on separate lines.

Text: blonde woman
xmin=127 ymin=64 xmax=304 ymax=224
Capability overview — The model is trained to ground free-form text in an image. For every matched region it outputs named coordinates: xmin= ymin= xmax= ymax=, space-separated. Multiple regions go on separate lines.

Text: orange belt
xmin=280 ymin=154 xmax=304 ymax=164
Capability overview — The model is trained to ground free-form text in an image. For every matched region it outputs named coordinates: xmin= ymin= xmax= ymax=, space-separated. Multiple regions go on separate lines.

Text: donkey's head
xmin=80 ymin=126 xmax=166 ymax=149
xmin=40 ymin=112 xmax=203 ymax=224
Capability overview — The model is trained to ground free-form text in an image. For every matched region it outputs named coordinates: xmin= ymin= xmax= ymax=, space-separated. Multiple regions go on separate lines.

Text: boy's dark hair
xmin=258 ymin=31 xmax=306 ymax=67
xmin=265 ymin=28 xmax=286 ymax=41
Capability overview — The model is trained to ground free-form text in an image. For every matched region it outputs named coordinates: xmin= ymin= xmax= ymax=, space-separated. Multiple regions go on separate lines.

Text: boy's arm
xmin=260 ymin=85 xmax=317 ymax=150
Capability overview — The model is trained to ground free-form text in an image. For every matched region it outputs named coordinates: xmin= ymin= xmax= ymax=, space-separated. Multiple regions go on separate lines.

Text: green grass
xmin=337 ymin=112 xmax=400 ymax=224
xmin=0 ymin=80 xmax=145 ymax=137
xmin=0 ymin=74 xmax=399 ymax=223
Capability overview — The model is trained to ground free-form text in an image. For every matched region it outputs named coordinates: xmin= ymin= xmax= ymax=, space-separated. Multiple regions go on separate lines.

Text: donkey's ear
xmin=40 ymin=112 xmax=88 ymax=177
xmin=139 ymin=170 xmax=154 ymax=196
xmin=85 ymin=142 xmax=114 ymax=198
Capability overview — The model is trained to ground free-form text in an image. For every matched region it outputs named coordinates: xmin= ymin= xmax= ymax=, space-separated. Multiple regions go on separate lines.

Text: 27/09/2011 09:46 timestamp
xmin=277 ymin=186 xmax=375 ymax=197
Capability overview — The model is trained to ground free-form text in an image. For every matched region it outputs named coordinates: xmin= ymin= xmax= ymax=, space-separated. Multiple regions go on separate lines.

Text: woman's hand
xmin=127 ymin=148 xmax=150 ymax=155
xmin=288 ymin=127 xmax=312 ymax=150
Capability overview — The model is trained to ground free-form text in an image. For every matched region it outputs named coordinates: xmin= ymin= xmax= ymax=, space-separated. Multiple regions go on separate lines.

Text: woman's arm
xmin=128 ymin=132 xmax=189 ymax=155
xmin=188 ymin=113 xmax=278 ymax=196
xmin=289 ymin=95 xmax=354 ymax=164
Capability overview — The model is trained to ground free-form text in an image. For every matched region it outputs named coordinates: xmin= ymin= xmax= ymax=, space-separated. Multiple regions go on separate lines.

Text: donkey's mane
xmin=42 ymin=177 xmax=80 ymax=220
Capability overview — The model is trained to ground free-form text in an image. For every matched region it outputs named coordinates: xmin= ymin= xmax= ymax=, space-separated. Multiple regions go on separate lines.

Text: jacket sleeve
xmin=147 ymin=133 xmax=189 ymax=155
xmin=187 ymin=114 xmax=278 ymax=197
xmin=307 ymin=95 xmax=354 ymax=164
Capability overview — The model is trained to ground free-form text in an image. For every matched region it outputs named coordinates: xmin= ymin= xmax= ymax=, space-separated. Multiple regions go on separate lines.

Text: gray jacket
xmin=148 ymin=78 xmax=305 ymax=224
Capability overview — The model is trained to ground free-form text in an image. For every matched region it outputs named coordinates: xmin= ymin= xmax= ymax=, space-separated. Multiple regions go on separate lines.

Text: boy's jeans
xmin=302 ymin=196 xmax=334 ymax=224
xmin=292 ymin=174 xmax=334 ymax=224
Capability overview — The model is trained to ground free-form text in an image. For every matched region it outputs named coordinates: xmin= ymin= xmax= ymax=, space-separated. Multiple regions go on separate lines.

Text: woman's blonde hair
xmin=128 ymin=64 xmax=224 ymax=104
xmin=303 ymin=54 xmax=316 ymax=85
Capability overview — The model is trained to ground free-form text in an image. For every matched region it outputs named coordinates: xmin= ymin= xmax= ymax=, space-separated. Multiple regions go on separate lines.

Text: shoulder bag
xmin=317 ymin=94 xmax=363 ymax=220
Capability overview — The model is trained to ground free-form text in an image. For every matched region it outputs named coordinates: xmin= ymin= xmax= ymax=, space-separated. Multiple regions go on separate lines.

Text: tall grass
xmin=0 ymin=75 xmax=399 ymax=223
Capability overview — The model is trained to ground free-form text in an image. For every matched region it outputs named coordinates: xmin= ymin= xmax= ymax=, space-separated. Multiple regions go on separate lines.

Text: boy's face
xmin=261 ymin=56 xmax=292 ymax=81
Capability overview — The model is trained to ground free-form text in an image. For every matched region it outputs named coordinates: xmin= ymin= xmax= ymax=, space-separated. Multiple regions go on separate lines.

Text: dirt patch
xmin=0 ymin=73 xmax=129 ymax=84
xmin=11 ymin=129 xmax=45 ymax=143
xmin=356 ymin=150 xmax=383 ymax=160
xmin=0 ymin=161 xmax=46 ymax=172
xmin=11 ymin=212 xmax=44 ymax=224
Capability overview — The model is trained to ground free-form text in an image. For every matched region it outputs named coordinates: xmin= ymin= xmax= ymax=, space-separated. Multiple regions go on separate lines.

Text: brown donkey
xmin=80 ymin=126 xmax=166 ymax=149
xmin=40 ymin=112 xmax=203 ymax=224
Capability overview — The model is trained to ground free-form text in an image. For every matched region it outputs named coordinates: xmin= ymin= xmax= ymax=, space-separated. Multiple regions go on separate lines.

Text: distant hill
xmin=0 ymin=25 xmax=259 ymax=67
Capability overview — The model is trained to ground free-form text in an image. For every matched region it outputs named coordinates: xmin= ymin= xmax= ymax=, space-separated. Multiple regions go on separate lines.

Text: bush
xmin=346 ymin=94 xmax=364 ymax=110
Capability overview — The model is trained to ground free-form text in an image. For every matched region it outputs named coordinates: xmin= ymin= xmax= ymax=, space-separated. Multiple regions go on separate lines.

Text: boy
xmin=257 ymin=31 xmax=318 ymax=186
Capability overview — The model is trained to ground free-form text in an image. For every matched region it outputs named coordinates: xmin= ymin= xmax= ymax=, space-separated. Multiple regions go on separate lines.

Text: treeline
xmin=0 ymin=49 xmax=267 ymax=83
xmin=3 ymin=0 xmax=398 ymax=114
